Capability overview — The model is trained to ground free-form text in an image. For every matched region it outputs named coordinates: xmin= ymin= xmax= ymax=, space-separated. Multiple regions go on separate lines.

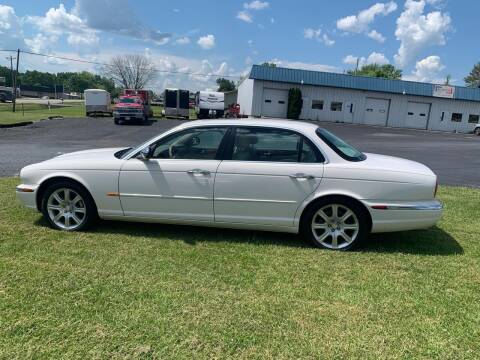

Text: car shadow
xmin=361 ymin=226 xmax=463 ymax=256
xmin=34 ymin=218 xmax=463 ymax=255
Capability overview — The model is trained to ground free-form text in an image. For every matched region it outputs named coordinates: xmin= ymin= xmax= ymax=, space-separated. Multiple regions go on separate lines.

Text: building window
xmin=331 ymin=102 xmax=343 ymax=112
xmin=468 ymin=114 xmax=479 ymax=124
xmin=451 ymin=113 xmax=463 ymax=122
xmin=265 ymin=99 xmax=272 ymax=103
xmin=312 ymin=100 xmax=324 ymax=110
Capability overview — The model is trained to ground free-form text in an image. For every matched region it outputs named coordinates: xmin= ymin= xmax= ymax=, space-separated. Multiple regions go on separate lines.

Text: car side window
xmin=151 ymin=127 xmax=227 ymax=160
xmin=231 ymin=127 xmax=321 ymax=163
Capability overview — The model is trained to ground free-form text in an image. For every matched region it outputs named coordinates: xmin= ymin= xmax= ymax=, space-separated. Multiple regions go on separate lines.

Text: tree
xmin=465 ymin=63 xmax=480 ymax=87
xmin=287 ymin=88 xmax=303 ymax=120
xmin=347 ymin=64 xmax=402 ymax=80
xmin=444 ymin=74 xmax=452 ymax=85
xmin=261 ymin=62 xmax=277 ymax=67
xmin=102 ymin=54 xmax=156 ymax=90
xmin=216 ymin=78 xmax=236 ymax=92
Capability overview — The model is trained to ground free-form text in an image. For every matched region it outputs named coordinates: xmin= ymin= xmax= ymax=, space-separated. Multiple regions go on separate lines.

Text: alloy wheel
xmin=46 ymin=188 xmax=86 ymax=230
xmin=311 ymin=204 xmax=360 ymax=250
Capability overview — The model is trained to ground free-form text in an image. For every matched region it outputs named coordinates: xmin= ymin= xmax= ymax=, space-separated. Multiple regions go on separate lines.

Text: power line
xmin=20 ymin=49 xmax=241 ymax=79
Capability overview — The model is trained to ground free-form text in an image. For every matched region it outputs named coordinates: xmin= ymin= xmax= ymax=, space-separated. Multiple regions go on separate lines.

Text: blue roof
xmin=249 ymin=65 xmax=480 ymax=102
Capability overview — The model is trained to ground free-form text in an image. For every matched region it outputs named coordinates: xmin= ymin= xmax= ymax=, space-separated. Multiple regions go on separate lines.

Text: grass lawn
xmin=0 ymin=103 xmax=86 ymax=125
xmin=0 ymin=177 xmax=479 ymax=358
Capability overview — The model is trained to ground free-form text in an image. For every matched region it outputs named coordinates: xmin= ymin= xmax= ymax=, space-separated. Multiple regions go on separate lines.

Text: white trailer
xmin=84 ymin=89 xmax=112 ymax=117
xmin=195 ymin=91 xmax=225 ymax=119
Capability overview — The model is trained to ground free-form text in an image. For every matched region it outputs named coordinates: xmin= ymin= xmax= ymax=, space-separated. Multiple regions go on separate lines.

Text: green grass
xmin=1 ymin=177 xmax=479 ymax=358
xmin=0 ymin=103 xmax=86 ymax=125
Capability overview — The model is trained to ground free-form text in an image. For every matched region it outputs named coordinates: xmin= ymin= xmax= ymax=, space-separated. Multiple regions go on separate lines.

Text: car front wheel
xmin=475 ymin=128 xmax=480 ymax=136
xmin=302 ymin=198 xmax=369 ymax=250
xmin=41 ymin=181 xmax=97 ymax=231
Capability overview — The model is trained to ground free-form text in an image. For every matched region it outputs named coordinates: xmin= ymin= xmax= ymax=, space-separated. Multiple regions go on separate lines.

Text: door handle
xmin=289 ymin=173 xmax=315 ymax=180
xmin=187 ymin=169 xmax=211 ymax=176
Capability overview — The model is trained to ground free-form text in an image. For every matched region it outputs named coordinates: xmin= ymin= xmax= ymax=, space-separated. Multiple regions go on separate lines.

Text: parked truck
xmin=113 ymin=89 xmax=153 ymax=125
xmin=163 ymin=88 xmax=189 ymax=119
xmin=0 ymin=86 xmax=15 ymax=102
xmin=84 ymin=89 xmax=112 ymax=117
xmin=195 ymin=91 xmax=224 ymax=119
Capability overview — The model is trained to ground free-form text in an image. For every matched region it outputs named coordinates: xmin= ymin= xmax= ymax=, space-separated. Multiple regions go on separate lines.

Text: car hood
xmin=362 ymin=153 xmax=435 ymax=177
xmin=51 ymin=148 xmax=125 ymax=161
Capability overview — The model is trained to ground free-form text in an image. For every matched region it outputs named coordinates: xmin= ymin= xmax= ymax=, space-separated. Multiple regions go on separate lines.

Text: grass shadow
xmin=362 ymin=226 xmax=463 ymax=256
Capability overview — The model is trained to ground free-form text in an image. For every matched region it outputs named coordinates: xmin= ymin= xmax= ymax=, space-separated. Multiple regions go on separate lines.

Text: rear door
xmin=214 ymin=127 xmax=324 ymax=227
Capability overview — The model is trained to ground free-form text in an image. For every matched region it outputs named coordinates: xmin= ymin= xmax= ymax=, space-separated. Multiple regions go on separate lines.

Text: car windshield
xmin=119 ymin=97 xmax=139 ymax=103
xmin=316 ymin=128 xmax=366 ymax=162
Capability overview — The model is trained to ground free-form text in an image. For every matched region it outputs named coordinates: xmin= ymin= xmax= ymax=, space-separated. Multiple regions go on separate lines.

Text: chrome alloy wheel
xmin=46 ymin=188 xmax=86 ymax=230
xmin=311 ymin=204 xmax=360 ymax=250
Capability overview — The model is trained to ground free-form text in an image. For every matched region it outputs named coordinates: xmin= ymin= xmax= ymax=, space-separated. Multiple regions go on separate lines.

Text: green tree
xmin=347 ymin=64 xmax=402 ymax=80
xmin=261 ymin=62 xmax=277 ymax=67
xmin=287 ymin=88 xmax=303 ymax=120
xmin=216 ymin=78 xmax=236 ymax=92
xmin=0 ymin=65 xmax=14 ymax=86
xmin=465 ymin=63 xmax=480 ymax=87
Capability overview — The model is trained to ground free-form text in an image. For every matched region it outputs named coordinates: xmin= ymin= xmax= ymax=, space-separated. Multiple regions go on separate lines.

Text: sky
xmin=0 ymin=0 xmax=477 ymax=92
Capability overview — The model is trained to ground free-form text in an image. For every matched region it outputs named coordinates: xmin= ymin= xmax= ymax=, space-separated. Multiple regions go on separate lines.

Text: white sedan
xmin=16 ymin=119 xmax=442 ymax=250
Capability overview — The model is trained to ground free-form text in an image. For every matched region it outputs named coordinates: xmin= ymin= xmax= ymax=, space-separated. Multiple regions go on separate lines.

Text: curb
xmin=0 ymin=121 xmax=34 ymax=128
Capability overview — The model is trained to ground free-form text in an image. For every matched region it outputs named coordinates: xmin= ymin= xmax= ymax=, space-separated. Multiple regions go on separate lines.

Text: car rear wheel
xmin=302 ymin=198 xmax=369 ymax=250
xmin=475 ymin=128 xmax=480 ymax=136
xmin=41 ymin=181 xmax=97 ymax=231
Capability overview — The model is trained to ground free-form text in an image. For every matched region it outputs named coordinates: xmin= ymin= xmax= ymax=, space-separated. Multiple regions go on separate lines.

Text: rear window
xmin=316 ymin=128 xmax=366 ymax=162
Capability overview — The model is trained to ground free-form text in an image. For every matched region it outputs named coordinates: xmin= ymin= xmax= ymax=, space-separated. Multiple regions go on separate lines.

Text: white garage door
xmin=261 ymin=89 xmax=288 ymax=118
xmin=405 ymin=102 xmax=430 ymax=129
xmin=364 ymin=98 xmax=390 ymax=126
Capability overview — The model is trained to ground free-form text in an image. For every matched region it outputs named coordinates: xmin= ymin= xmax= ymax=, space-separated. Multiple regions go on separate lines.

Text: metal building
xmin=237 ymin=65 xmax=480 ymax=133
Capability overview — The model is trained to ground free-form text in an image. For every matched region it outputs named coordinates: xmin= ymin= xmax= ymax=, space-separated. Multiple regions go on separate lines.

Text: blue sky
xmin=0 ymin=0 xmax=477 ymax=91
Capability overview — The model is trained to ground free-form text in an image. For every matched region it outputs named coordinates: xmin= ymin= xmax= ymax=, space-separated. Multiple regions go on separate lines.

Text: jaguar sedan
xmin=16 ymin=119 xmax=442 ymax=250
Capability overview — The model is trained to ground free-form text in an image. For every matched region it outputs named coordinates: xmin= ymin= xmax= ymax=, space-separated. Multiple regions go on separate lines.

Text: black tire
xmin=475 ymin=128 xmax=480 ymax=136
xmin=114 ymin=118 xmax=120 ymax=125
xmin=41 ymin=180 xmax=98 ymax=231
xmin=301 ymin=197 xmax=369 ymax=251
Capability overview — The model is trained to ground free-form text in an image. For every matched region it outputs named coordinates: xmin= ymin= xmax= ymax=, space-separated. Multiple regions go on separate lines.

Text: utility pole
xmin=12 ymin=49 xmax=20 ymax=113
xmin=6 ymin=55 xmax=15 ymax=87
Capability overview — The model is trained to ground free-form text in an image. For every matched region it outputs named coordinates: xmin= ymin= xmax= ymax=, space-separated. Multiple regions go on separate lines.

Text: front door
xmin=119 ymin=127 xmax=227 ymax=221
xmin=214 ymin=127 xmax=324 ymax=227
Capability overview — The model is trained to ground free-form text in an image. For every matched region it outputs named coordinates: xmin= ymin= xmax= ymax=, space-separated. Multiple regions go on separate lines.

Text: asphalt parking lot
xmin=0 ymin=117 xmax=478 ymax=187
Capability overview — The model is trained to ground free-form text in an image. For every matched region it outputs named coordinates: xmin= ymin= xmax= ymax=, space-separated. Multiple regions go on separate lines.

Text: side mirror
xmin=137 ymin=146 xmax=152 ymax=160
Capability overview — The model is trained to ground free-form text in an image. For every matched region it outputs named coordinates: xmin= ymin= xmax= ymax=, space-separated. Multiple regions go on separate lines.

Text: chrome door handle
xmin=187 ymin=169 xmax=211 ymax=175
xmin=289 ymin=173 xmax=315 ymax=180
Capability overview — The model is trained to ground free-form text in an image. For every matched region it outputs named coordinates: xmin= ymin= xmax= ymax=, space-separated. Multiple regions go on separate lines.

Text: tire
xmin=474 ymin=128 xmax=480 ymax=136
xmin=114 ymin=118 xmax=120 ymax=125
xmin=301 ymin=197 xmax=369 ymax=251
xmin=41 ymin=181 xmax=98 ymax=231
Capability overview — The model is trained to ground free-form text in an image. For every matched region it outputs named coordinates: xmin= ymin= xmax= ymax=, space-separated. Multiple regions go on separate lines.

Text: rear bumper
xmin=16 ymin=184 xmax=38 ymax=210
xmin=364 ymin=200 xmax=443 ymax=233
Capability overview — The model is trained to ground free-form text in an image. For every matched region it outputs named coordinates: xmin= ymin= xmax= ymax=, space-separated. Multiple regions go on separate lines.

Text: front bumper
xmin=113 ymin=111 xmax=144 ymax=120
xmin=16 ymin=184 xmax=38 ymax=210
xmin=365 ymin=200 xmax=443 ymax=233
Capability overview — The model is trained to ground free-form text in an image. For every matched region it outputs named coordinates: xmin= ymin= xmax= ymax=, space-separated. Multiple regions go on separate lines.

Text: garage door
xmin=405 ymin=102 xmax=430 ymax=129
xmin=364 ymin=98 xmax=390 ymax=126
xmin=261 ymin=89 xmax=288 ymax=118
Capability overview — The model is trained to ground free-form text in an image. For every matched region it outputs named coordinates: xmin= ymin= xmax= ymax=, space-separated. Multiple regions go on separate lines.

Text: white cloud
xmin=303 ymin=28 xmax=335 ymax=46
xmin=343 ymin=52 xmax=390 ymax=66
xmin=0 ymin=5 xmax=25 ymax=49
xmin=394 ymin=0 xmax=451 ymax=68
xmin=237 ymin=11 xmax=253 ymax=23
xmin=269 ymin=59 xmax=339 ymax=73
xmin=176 ymin=36 xmax=190 ymax=45
xmin=73 ymin=0 xmax=171 ymax=45
xmin=197 ymin=34 xmax=215 ymax=50
xmin=237 ymin=1 xmax=270 ymax=23
xmin=337 ymin=1 xmax=397 ymax=42
xmin=244 ymin=1 xmax=269 ymax=10
xmin=367 ymin=30 xmax=386 ymax=43
xmin=270 ymin=17 xmax=275 ymax=24
xmin=404 ymin=55 xmax=445 ymax=82
xmin=26 ymin=4 xmax=99 ymax=51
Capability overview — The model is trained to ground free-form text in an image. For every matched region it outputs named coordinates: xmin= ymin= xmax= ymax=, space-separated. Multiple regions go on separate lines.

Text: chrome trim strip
xmin=120 ymin=193 xmax=210 ymax=200
xmin=371 ymin=202 xmax=443 ymax=211
xmin=215 ymin=197 xmax=297 ymax=204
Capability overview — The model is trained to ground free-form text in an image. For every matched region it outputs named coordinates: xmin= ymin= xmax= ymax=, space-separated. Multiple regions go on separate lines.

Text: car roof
xmin=179 ymin=118 xmax=320 ymax=132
